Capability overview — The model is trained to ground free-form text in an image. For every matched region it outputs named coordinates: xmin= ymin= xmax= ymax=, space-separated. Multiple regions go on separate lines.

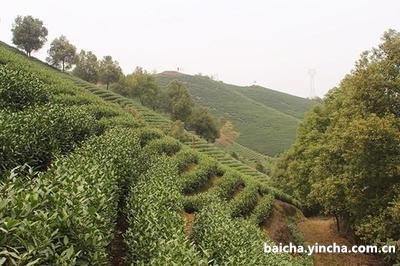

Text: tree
xmin=73 ymin=50 xmax=99 ymax=82
xmin=121 ymin=67 xmax=160 ymax=109
xmin=166 ymin=80 xmax=194 ymax=121
xmin=99 ymin=56 xmax=122 ymax=89
xmin=187 ymin=107 xmax=219 ymax=142
xmin=11 ymin=15 xmax=48 ymax=56
xmin=46 ymin=35 xmax=76 ymax=71
xmin=272 ymin=29 xmax=400 ymax=262
xmin=217 ymin=120 xmax=240 ymax=147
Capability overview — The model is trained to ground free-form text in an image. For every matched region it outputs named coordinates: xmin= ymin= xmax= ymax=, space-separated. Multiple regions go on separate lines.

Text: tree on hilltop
xmin=99 ymin=56 xmax=122 ymax=89
xmin=73 ymin=50 xmax=99 ymax=82
xmin=47 ymin=35 xmax=76 ymax=71
xmin=166 ymin=80 xmax=194 ymax=122
xmin=11 ymin=15 xmax=48 ymax=56
xmin=121 ymin=67 xmax=160 ymax=109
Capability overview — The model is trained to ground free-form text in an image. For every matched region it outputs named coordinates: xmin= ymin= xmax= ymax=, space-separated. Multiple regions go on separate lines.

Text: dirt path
xmin=298 ymin=217 xmax=385 ymax=266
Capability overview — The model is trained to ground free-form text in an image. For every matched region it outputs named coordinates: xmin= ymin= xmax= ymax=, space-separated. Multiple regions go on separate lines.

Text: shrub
xmin=181 ymin=158 xmax=223 ymax=195
xmin=124 ymin=156 xmax=205 ymax=264
xmin=0 ymin=64 xmax=50 ymax=111
xmin=249 ymin=194 xmax=275 ymax=226
xmin=215 ymin=171 xmax=245 ymax=201
xmin=174 ymin=149 xmax=199 ymax=173
xmin=230 ymin=182 xmax=259 ymax=218
xmin=136 ymin=127 xmax=164 ymax=147
xmin=192 ymin=202 xmax=304 ymax=265
xmin=0 ymin=129 xmax=142 ymax=265
xmin=144 ymin=136 xmax=182 ymax=156
xmin=0 ymin=104 xmax=101 ymax=174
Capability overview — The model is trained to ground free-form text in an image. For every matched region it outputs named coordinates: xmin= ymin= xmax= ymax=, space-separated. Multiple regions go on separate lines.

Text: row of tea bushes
xmin=191 ymin=201 xmax=307 ymax=265
xmin=0 ymin=128 xmax=142 ymax=265
xmin=0 ymin=105 xmax=102 ymax=175
xmin=124 ymin=155 xmax=205 ymax=265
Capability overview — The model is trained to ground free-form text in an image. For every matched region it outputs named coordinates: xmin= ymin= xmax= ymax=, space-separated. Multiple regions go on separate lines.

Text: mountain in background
xmin=155 ymin=71 xmax=313 ymax=156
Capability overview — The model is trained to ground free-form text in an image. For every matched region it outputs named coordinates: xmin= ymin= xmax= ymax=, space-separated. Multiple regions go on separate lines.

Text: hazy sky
xmin=1 ymin=0 xmax=399 ymax=97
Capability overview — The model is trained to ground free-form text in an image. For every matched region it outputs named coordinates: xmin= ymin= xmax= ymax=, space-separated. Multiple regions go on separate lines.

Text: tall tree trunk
xmin=335 ymin=214 xmax=340 ymax=233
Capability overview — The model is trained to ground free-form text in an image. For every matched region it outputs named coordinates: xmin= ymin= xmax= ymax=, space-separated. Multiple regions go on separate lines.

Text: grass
xmin=155 ymin=71 xmax=313 ymax=156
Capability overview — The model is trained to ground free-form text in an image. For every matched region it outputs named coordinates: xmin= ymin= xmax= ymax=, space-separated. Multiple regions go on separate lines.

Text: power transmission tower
xmin=308 ymin=68 xmax=316 ymax=99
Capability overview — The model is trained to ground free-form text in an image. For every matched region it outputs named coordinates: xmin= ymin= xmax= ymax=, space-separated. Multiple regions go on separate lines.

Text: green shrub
xmin=53 ymin=91 xmax=100 ymax=106
xmin=250 ymin=194 xmax=275 ymax=226
xmin=124 ymin=155 xmax=205 ymax=264
xmin=144 ymin=136 xmax=182 ymax=156
xmin=215 ymin=171 xmax=245 ymax=201
xmin=0 ymin=64 xmax=50 ymax=111
xmin=136 ymin=127 xmax=164 ymax=147
xmin=181 ymin=159 xmax=223 ymax=194
xmin=183 ymin=193 xmax=218 ymax=213
xmin=82 ymin=103 xmax=121 ymax=120
xmin=174 ymin=149 xmax=199 ymax=173
xmin=230 ymin=182 xmax=259 ymax=218
xmin=0 ymin=104 xmax=102 ymax=174
xmin=192 ymin=202 xmax=305 ymax=265
xmin=0 ymin=129 xmax=142 ymax=265
xmin=99 ymin=113 xmax=143 ymax=129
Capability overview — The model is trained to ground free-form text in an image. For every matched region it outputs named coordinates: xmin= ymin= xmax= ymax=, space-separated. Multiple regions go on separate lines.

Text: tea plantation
xmin=0 ymin=42 xmax=310 ymax=265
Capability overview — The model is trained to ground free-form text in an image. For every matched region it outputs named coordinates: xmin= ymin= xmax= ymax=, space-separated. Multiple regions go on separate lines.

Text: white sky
xmin=1 ymin=0 xmax=399 ymax=97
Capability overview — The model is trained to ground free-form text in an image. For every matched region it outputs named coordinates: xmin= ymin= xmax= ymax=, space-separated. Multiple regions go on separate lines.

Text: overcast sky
xmin=1 ymin=0 xmax=399 ymax=97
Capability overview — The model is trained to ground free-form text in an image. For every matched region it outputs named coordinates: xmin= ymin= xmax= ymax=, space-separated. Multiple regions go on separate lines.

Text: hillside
xmin=0 ymin=41 xmax=309 ymax=265
xmin=155 ymin=71 xmax=313 ymax=156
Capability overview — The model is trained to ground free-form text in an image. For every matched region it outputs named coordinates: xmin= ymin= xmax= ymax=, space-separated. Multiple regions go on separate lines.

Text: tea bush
xmin=0 ymin=105 xmax=102 ymax=174
xmin=214 ymin=171 xmax=245 ymax=201
xmin=250 ymin=194 xmax=275 ymax=226
xmin=144 ymin=136 xmax=182 ymax=156
xmin=230 ymin=182 xmax=259 ymax=218
xmin=124 ymin=156 xmax=205 ymax=265
xmin=0 ymin=64 xmax=50 ymax=111
xmin=181 ymin=158 xmax=224 ymax=194
xmin=0 ymin=129 xmax=142 ymax=264
xmin=192 ymin=202 xmax=305 ymax=265
xmin=174 ymin=149 xmax=199 ymax=173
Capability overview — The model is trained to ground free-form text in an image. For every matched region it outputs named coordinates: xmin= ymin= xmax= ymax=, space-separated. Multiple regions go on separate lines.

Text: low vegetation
xmin=0 ymin=35 xmax=304 ymax=265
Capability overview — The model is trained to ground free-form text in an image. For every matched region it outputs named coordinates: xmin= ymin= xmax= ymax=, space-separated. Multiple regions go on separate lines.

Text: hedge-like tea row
xmin=181 ymin=158 xmax=224 ymax=195
xmin=229 ymin=182 xmax=260 ymax=218
xmin=124 ymin=143 xmax=205 ymax=264
xmin=174 ymin=149 xmax=199 ymax=173
xmin=0 ymin=64 xmax=50 ymax=111
xmin=214 ymin=171 xmax=244 ymax=201
xmin=250 ymin=194 xmax=275 ymax=226
xmin=0 ymin=128 xmax=142 ymax=264
xmin=0 ymin=105 xmax=102 ymax=174
xmin=192 ymin=201 xmax=305 ymax=265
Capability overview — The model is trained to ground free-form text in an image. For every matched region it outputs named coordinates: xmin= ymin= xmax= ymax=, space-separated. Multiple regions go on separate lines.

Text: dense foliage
xmin=272 ymin=30 xmax=400 ymax=263
xmin=11 ymin=15 xmax=48 ymax=56
xmin=46 ymin=35 xmax=76 ymax=71
xmin=72 ymin=50 xmax=99 ymax=83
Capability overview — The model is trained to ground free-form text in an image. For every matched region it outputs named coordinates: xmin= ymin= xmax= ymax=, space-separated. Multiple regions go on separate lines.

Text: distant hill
xmin=155 ymin=71 xmax=312 ymax=156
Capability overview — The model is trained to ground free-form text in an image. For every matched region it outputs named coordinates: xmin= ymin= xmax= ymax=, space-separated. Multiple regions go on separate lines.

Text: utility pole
xmin=308 ymin=68 xmax=316 ymax=99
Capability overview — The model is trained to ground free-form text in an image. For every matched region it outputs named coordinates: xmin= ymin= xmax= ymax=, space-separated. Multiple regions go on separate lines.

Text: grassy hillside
xmin=0 ymin=42 xmax=310 ymax=265
xmin=156 ymin=71 xmax=312 ymax=156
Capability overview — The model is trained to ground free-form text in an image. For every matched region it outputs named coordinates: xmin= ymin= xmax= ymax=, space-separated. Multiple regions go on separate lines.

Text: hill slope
xmin=1 ymin=41 xmax=309 ymax=265
xmin=155 ymin=71 xmax=312 ymax=156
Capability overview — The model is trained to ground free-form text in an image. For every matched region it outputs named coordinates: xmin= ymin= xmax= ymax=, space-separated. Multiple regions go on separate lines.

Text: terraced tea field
xmin=70 ymin=80 xmax=271 ymax=181
xmin=0 ymin=41 xmax=307 ymax=265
